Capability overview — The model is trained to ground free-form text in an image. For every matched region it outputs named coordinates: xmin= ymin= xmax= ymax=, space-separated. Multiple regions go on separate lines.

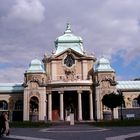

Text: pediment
xmin=52 ymin=48 xmax=88 ymax=60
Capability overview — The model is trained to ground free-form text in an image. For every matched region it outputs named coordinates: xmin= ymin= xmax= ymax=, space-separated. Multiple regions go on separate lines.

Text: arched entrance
xmin=29 ymin=96 xmax=39 ymax=121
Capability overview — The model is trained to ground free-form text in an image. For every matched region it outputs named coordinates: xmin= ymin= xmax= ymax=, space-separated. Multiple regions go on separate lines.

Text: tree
xmin=102 ymin=92 xmax=124 ymax=120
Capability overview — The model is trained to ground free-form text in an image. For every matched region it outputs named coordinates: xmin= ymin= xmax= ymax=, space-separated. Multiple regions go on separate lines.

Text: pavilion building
xmin=0 ymin=24 xmax=140 ymax=121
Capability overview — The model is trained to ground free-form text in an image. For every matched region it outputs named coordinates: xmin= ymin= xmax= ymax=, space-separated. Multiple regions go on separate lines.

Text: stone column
xmin=59 ymin=91 xmax=64 ymax=121
xmin=96 ymin=87 xmax=103 ymax=120
xmin=48 ymin=92 xmax=52 ymax=121
xmin=39 ymin=88 xmax=46 ymax=121
xmin=23 ymin=90 xmax=29 ymax=121
xmin=89 ymin=90 xmax=94 ymax=120
xmin=78 ymin=90 xmax=82 ymax=121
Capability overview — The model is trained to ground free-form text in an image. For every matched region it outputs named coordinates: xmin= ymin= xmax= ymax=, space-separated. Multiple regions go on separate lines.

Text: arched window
xmin=0 ymin=100 xmax=8 ymax=110
xmin=15 ymin=100 xmax=23 ymax=110
xmin=132 ymin=98 xmax=140 ymax=108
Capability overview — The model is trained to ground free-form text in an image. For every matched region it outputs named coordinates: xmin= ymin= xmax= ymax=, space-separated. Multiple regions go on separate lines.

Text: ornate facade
xmin=0 ymin=24 xmax=140 ymax=121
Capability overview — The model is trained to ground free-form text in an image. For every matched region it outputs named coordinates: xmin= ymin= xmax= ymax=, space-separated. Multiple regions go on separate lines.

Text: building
xmin=0 ymin=23 xmax=140 ymax=122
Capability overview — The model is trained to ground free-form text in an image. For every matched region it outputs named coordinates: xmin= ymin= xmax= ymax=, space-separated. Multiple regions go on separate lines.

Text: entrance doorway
xmin=52 ymin=92 xmax=60 ymax=120
xmin=64 ymin=91 xmax=78 ymax=121
xmin=82 ymin=92 xmax=90 ymax=120
xmin=29 ymin=96 xmax=39 ymax=121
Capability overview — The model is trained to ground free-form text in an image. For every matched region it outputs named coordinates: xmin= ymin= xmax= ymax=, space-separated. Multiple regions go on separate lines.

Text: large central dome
xmin=54 ymin=23 xmax=84 ymax=55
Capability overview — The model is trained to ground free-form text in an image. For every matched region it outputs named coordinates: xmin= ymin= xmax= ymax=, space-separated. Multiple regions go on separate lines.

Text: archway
xmin=29 ymin=96 xmax=39 ymax=121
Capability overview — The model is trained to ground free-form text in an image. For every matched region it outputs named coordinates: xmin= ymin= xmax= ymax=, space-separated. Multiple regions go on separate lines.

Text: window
xmin=0 ymin=100 xmax=8 ymax=110
xmin=15 ymin=100 xmax=23 ymax=110
xmin=64 ymin=54 xmax=75 ymax=67
xmin=132 ymin=99 xmax=140 ymax=108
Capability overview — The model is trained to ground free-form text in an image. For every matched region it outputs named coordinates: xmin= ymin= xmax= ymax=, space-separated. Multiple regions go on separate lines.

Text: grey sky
xmin=0 ymin=0 xmax=140 ymax=82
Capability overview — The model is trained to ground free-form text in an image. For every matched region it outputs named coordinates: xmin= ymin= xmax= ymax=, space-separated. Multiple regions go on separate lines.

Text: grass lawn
xmin=10 ymin=119 xmax=140 ymax=128
xmin=10 ymin=121 xmax=52 ymax=128
xmin=93 ymin=119 xmax=140 ymax=127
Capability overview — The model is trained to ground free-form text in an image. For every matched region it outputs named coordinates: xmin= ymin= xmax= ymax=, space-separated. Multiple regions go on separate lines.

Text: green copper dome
xmin=26 ymin=59 xmax=45 ymax=73
xmin=54 ymin=23 xmax=84 ymax=55
xmin=95 ymin=57 xmax=115 ymax=72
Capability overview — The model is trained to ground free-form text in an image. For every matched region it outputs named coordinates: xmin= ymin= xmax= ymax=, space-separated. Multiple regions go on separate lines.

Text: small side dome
xmin=26 ymin=59 xmax=45 ymax=73
xmin=30 ymin=59 xmax=42 ymax=66
xmin=98 ymin=57 xmax=110 ymax=64
xmin=95 ymin=57 xmax=115 ymax=72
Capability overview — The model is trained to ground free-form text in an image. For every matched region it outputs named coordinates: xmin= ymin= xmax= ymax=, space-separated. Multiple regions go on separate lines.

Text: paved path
xmin=106 ymin=132 xmax=140 ymax=140
xmin=1 ymin=124 xmax=140 ymax=140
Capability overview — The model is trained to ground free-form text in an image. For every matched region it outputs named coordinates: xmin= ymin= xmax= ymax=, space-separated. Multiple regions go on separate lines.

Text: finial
xmin=64 ymin=23 xmax=72 ymax=34
xmin=66 ymin=23 xmax=71 ymax=30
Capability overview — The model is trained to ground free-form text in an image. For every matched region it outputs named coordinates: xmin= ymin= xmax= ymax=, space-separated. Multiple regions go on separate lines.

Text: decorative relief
xmin=23 ymin=75 xmax=46 ymax=87
xmin=28 ymin=75 xmax=42 ymax=81
xmin=29 ymin=82 xmax=38 ymax=89
xmin=125 ymin=96 xmax=132 ymax=108
xmin=102 ymin=81 xmax=110 ymax=89
xmin=100 ymin=75 xmax=117 ymax=87
xmin=29 ymin=92 xmax=40 ymax=98
xmin=64 ymin=69 xmax=75 ymax=81
xmin=60 ymin=67 xmax=78 ymax=81
xmin=125 ymin=94 xmax=139 ymax=108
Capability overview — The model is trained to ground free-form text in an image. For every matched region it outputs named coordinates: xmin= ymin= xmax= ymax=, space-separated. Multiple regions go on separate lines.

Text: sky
xmin=0 ymin=0 xmax=140 ymax=83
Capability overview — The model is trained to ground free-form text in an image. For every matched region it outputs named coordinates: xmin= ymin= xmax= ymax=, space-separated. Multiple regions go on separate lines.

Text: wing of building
xmin=0 ymin=23 xmax=140 ymax=121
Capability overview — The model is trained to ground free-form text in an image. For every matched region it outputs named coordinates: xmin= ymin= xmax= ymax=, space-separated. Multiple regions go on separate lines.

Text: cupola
xmin=95 ymin=57 xmax=115 ymax=72
xmin=26 ymin=59 xmax=45 ymax=73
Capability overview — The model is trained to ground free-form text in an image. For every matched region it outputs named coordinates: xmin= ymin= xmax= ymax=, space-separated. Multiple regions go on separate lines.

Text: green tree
xmin=102 ymin=92 xmax=124 ymax=120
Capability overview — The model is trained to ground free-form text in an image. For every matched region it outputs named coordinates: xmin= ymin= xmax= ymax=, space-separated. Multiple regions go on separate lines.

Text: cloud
xmin=0 ymin=67 xmax=24 ymax=83
xmin=6 ymin=0 xmax=45 ymax=23
xmin=0 ymin=0 xmax=140 ymax=82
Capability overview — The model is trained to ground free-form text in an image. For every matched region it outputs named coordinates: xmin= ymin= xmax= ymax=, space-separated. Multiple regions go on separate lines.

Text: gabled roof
xmin=117 ymin=81 xmax=140 ymax=90
xmin=54 ymin=48 xmax=84 ymax=57
xmin=0 ymin=83 xmax=23 ymax=93
xmin=53 ymin=48 xmax=88 ymax=58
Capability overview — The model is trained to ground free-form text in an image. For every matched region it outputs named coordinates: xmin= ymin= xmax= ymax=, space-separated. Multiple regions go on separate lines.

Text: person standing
xmin=4 ymin=112 xmax=10 ymax=136
xmin=0 ymin=112 xmax=6 ymax=137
